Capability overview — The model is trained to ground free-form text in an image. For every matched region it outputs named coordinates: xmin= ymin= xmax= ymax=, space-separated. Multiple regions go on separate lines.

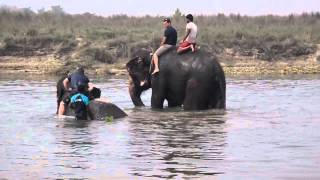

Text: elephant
xmin=126 ymin=48 xmax=226 ymax=110
xmin=56 ymin=75 xmax=127 ymax=119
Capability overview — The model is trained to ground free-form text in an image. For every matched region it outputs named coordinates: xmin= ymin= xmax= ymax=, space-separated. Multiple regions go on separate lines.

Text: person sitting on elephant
xmin=58 ymin=67 xmax=93 ymax=117
xmin=151 ymin=18 xmax=177 ymax=75
xmin=177 ymin=14 xmax=198 ymax=54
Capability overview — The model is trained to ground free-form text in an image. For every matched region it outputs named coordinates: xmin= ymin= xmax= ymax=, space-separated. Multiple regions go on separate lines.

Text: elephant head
xmin=126 ymin=49 xmax=152 ymax=106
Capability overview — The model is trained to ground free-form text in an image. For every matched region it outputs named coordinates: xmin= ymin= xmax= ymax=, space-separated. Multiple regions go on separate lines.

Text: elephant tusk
xmin=140 ymin=80 xmax=146 ymax=87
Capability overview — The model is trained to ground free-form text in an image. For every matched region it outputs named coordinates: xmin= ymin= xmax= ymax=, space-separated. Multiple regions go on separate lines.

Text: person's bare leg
xmin=58 ymin=101 xmax=66 ymax=117
xmin=149 ymin=56 xmax=153 ymax=73
xmin=152 ymin=54 xmax=160 ymax=75
xmin=191 ymin=44 xmax=195 ymax=52
xmin=88 ymin=82 xmax=95 ymax=91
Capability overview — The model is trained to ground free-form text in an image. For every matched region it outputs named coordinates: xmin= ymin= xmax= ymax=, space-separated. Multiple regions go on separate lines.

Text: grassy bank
xmin=0 ymin=6 xmax=320 ymax=75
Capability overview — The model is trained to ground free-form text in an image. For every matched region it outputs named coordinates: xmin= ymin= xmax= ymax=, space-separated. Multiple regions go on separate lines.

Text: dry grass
xmin=0 ymin=6 xmax=320 ymax=75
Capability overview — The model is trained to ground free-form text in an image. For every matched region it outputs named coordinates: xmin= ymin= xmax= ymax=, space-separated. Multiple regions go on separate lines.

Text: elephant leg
xmin=208 ymin=81 xmax=226 ymax=109
xmin=151 ymin=75 xmax=166 ymax=109
xmin=151 ymin=90 xmax=165 ymax=109
xmin=183 ymin=78 xmax=209 ymax=110
xmin=166 ymin=82 xmax=185 ymax=108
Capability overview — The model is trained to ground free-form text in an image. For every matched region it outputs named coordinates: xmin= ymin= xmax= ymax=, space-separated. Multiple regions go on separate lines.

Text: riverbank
xmin=219 ymin=44 xmax=320 ymax=75
xmin=1 ymin=9 xmax=320 ymax=76
xmin=1 ymin=46 xmax=319 ymax=76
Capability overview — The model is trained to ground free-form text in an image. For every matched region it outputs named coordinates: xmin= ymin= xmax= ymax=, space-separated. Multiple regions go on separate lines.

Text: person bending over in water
xmin=69 ymin=82 xmax=94 ymax=120
xmin=58 ymin=67 xmax=94 ymax=117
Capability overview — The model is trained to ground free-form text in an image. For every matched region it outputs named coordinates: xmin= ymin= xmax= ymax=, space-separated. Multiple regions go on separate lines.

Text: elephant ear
xmin=129 ymin=48 xmax=151 ymax=67
xmin=147 ymin=46 xmax=154 ymax=54
xmin=126 ymin=56 xmax=139 ymax=73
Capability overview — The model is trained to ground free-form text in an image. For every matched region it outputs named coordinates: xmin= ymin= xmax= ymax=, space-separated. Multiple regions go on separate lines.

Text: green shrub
xmin=80 ymin=47 xmax=115 ymax=64
xmin=0 ymin=5 xmax=319 ymax=61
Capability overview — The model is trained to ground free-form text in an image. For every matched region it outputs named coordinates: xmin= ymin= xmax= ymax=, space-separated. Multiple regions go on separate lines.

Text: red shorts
xmin=177 ymin=41 xmax=196 ymax=53
xmin=179 ymin=41 xmax=193 ymax=48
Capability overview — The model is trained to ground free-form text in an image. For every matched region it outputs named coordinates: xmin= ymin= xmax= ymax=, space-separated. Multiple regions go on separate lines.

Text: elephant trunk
xmin=129 ymin=78 xmax=145 ymax=106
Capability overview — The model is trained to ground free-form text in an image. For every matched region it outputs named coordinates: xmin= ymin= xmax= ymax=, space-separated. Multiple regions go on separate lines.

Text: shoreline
xmin=1 ymin=49 xmax=320 ymax=76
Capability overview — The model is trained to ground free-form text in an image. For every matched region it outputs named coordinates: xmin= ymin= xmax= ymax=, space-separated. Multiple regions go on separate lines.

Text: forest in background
xmin=0 ymin=6 xmax=319 ymax=67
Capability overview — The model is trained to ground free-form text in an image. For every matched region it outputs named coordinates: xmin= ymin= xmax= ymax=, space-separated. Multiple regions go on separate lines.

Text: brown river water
xmin=0 ymin=74 xmax=320 ymax=179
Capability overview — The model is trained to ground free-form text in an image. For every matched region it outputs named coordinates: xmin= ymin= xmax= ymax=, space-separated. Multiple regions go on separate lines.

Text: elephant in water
xmin=126 ymin=48 xmax=226 ymax=110
xmin=56 ymin=75 xmax=127 ymax=120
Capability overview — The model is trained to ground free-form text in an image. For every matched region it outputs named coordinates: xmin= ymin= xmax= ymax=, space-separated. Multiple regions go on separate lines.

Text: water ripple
xmin=0 ymin=75 xmax=320 ymax=179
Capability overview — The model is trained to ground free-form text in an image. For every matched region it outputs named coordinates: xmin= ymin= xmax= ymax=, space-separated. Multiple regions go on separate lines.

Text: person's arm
xmin=182 ymin=28 xmax=191 ymax=42
xmin=160 ymin=36 xmax=166 ymax=46
xmin=161 ymin=28 xmax=169 ymax=45
xmin=63 ymin=78 xmax=70 ymax=91
xmin=87 ymin=106 xmax=94 ymax=120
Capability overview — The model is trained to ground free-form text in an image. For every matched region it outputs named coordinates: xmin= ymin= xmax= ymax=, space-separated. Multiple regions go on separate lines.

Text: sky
xmin=0 ymin=0 xmax=319 ymax=16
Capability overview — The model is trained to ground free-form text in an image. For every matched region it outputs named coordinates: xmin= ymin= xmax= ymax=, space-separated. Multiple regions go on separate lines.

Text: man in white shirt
xmin=177 ymin=14 xmax=198 ymax=54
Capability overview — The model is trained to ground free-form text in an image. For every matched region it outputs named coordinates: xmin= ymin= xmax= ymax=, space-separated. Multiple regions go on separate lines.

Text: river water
xmin=0 ymin=74 xmax=320 ymax=179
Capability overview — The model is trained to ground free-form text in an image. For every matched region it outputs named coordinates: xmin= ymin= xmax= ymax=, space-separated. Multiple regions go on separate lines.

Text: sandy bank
xmin=1 ymin=47 xmax=320 ymax=76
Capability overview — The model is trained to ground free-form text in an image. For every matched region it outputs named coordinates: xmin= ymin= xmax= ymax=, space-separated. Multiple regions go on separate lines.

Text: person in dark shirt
xmin=69 ymin=82 xmax=94 ymax=120
xmin=151 ymin=18 xmax=177 ymax=75
xmin=58 ymin=67 xmax=91 ymax=117
xmin=64 ymin=67 xmax=89 ymax=91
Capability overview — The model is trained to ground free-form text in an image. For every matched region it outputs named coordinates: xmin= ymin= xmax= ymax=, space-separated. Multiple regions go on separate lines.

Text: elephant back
xmin=158 ymin=48 xmax=222 ymax=76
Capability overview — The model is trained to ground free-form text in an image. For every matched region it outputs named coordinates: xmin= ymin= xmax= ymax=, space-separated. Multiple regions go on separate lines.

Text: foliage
xmin=0 ymin=6 xmax=319 ymax=62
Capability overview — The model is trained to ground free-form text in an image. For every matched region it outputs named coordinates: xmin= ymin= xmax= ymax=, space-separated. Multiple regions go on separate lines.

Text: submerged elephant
xmin=126 ymin=49 xmax=226 ymax=110
xmin=56 ymin=76 xmax=127 ymax=119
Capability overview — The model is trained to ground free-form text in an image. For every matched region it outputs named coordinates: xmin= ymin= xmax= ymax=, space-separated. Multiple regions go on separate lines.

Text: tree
xmin=173 ymin=8 xmax=182 ymax=18
xmin=50 ymin=5 xmax=65 ymax=15
xmin=173 ymin=8 xmax=184 ymax=24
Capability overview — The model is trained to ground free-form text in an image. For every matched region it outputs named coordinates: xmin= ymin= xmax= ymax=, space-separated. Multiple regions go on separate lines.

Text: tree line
xmin=0 ymin=6 xmax=319 ymax=62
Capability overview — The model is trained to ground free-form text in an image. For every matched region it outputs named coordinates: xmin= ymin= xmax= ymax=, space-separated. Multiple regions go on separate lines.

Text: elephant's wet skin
xmin=126 ymin=49 xmax=226 ymax=110
xmin=65 ymin=101 xmax=127 ymax=120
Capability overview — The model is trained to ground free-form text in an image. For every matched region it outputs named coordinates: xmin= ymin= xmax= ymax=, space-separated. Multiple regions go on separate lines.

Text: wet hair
xmin=163 ymin=18 xmax=171 ymax=23
xmin=76 ymin=66 xmax=85 ymax=74
xmin=77 ymin=82 xmax=86 ymax=93
xmin=89 ymin=87 xmax=101 ymax=99
xmin=186 ymin=14 xmax=193 ymax=22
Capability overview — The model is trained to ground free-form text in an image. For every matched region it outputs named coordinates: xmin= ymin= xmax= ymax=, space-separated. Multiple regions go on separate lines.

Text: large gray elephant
xmin=126 ymin=49 xmax=226 ymax=110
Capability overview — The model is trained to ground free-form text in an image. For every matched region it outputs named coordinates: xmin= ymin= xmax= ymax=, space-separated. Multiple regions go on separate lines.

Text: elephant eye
xmin=137 ymin=57 xmax=143 ymax=64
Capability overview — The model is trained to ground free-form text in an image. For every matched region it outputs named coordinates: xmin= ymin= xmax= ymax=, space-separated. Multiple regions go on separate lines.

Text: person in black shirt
xmin=58 ymin=67 xmax=91 ymax=117
xmin=151 ymin=18 xmax=177 ymax=75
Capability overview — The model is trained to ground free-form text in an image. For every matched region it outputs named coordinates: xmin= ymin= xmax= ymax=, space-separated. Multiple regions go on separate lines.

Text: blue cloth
xmin=70 ymin=93 xmax=90 ymax=106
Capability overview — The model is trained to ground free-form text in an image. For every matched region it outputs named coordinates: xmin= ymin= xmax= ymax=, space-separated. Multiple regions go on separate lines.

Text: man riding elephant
xmin=126 ymin=48 xmax=226 ymax=110
xmin=151 ymin=18 xmax=177 ymax=75
xmin=177 ymin=14 xmax=198 ymax=54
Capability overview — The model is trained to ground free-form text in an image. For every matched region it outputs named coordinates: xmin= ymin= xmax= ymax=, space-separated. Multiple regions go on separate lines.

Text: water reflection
xmin=126 ymin=109 xmax=227 ymax=178
xmin=1 ymin=74 xmax=320 ymax=179
xmin=48 ymin=118 xmax=99 ymax=178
